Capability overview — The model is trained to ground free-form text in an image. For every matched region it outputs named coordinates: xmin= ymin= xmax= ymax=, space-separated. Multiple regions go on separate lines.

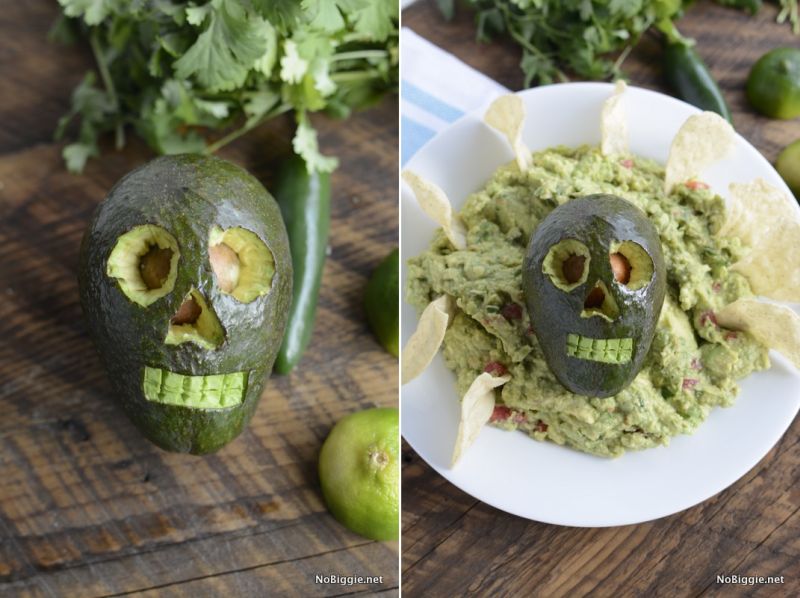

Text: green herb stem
xmin=202 ymin=103 xmax=292 ymax=154
xmin=89 ymin=30 xmax=124 ymax=150
xmin=331 ymin=50 xmax=389 ymax=62
xmin=330 ymin=69 xmax=385 ymax=83
xmin=612 ymin=43 xmax=634 ymax=73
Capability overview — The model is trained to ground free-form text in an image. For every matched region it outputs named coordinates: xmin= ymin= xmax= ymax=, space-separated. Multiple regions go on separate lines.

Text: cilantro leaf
xmin=293 ymin=114 xmax=338 ymax=173
xmin=303 ymin=0 xmax=346 ymax=33
xmin=185 ymin=4 xmax=212 ymax=26
xmin=252 ymin=18 xmax=278 ymax=75
xmin=174 ymin=0 xmax=267 ymax=91
xmin=243 ymin=89 xmax=281 ymax=125
xmin=280 ymin=40 xmax=309 ymax=84
xmin=57 ymin=0 xmax=114 ymax=26
xmin=340 ymin=0 xmax=397 ymax=41
xmin=250 ymin=0 xmax=302 ymax=33
xmin=63 ymin=142 xmax=97 ymax=173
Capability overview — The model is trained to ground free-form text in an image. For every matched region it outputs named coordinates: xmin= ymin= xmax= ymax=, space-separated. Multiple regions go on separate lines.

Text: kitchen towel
xmin=401 ymin=27 xmax=508 ymax=165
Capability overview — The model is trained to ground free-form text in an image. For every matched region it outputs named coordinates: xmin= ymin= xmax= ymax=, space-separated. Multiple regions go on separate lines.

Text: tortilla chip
xmin=717 ymin=298 xmax=800 ymax=369
xmin=402 ymin=171 xmax=466 ymax=250
xmin=601 ymin=80 xmax=629 ymax=156
xmin=451 ymin=372 xmax=511 ymax=467
xmin=483 ymin=94 xmax=532 ymax=171
xmin=401 ymin=295 xmax=455 ymax=385
xmin=664 ymin=112 xmax=735 ymax=193
xmin=720 ymin=178 xmax=800 ymax=301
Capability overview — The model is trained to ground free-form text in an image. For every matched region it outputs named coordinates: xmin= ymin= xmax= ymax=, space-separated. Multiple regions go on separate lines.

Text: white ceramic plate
xmin=401 ymin=82 xmax=800 ymax=527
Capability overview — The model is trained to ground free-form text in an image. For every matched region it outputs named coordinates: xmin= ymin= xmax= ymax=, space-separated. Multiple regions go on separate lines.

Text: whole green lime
xmin=318 ymin=407 xmax=399 ymax=541
xmin=747 ymin=48 xmax=800 ymax=119
xmin=364 ymin=248 xmax=399 ymax=357
xmin=776 ymin=139 xmax=800 ymax=197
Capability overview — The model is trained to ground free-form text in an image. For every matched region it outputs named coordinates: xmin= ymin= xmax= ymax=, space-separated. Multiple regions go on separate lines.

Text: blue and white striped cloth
xmin=400 ymin=28 xmax=508 ymax=165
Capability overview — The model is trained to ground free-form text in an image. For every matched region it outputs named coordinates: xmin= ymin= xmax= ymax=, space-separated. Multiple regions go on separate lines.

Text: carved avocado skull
xmin=523 ymin=194 xmax=666 ymax=397
xmin=79 ymin=154 xmax=292 ymax=453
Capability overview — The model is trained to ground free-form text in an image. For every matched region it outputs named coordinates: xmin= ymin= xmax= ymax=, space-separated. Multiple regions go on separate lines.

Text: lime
xmin=364 ymin=248 xmax=399 ymax=357
xmin=776 ymin=139 xmax=800 ymax=197
xmin=747 ymin=48 xmax=800 ymax=119
xmin=318 ymin=407 xmax=399 ymax=541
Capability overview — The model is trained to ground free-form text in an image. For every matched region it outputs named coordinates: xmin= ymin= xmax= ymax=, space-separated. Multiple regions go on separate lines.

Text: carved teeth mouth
xmin=143 ymin=366 xmax=247 ymax=409
xmin=566 ymin=334 xmax=633 ymax=364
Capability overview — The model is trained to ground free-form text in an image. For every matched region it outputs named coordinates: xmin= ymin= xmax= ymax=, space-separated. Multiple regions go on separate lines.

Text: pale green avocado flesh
xmin=566 ymin=334 xmax=633 ymax=364
xmin=143 ymin=366 xmax=247 ymax=409
xmin=106 ymin=224 xmax=180 ymax=307
xmin=209 ymin=225 xmax=275 ymax=303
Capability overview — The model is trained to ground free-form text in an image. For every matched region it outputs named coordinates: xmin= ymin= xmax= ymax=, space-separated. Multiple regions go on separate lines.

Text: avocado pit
xmin=610 ymin=252 xmax=631 ymax=284
xmin=171 ymin=296 xmax=202 ymax=325
xmin=562 ymin=254 xmax=586 ymax=284
xmin=209 ymin=242 xmax=240 ymax=293
xmin=584 ymin=286 xmax=605 ymax=309
xmin=139 ymin=246 xmax=174 ymax=290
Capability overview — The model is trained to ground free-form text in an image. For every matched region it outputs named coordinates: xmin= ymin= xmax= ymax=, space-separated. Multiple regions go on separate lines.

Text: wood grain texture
xmin=0 ymin=2 xmax=398 ymax=596
xmin=402 ymin=1 xmax=800 ymax=595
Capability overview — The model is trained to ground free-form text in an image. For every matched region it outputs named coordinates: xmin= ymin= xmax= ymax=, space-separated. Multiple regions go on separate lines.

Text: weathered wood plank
xmin=129 ymin=542 xmax=398 ymax=598
xmin=1 ymin=513 xmax=396 ymax=596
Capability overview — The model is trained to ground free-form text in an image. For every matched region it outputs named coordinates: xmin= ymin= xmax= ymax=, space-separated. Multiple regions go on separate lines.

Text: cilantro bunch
xmin=53 ymin=0 xmax=398 ymax=173
xmin=438 ymin=0 xmax=799 ymax=87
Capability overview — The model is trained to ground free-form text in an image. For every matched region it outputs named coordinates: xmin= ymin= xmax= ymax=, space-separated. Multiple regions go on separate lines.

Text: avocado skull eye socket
xmin=106 ymin=224 xmax=180 ymax=307
xmin=543 ymin=239 xmax=591 ymax=292
xmin=209 ymin=226 xmax=275 ymax=303
xmin=610 ymin=241 xmax=653 ymax=290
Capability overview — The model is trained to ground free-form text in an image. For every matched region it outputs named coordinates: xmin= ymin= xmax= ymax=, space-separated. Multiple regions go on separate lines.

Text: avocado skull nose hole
xmin=139 ymin=245 xmax=174 ymax=290
xmin=581 ymin=280 xmax=620 ymax=321
xmin=171 ymin=296 xmax=202 ymax=325
xmin=584 ymin=286 xmax=605 ymax=309
xmin=562 ymin=254 xmax=586 ymax=284
xmin=165 ymin=289 xmax=225 ymax=350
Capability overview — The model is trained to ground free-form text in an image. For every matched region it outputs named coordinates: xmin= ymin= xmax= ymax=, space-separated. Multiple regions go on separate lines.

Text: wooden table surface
xmin=0 ymin=2 xmax=398 ymax=596
xmin=402 ymin=1 xmax=800 ymax=595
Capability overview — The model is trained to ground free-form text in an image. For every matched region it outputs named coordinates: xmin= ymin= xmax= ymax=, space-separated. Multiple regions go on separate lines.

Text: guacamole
xmin=407 ymin=146 xmax=770 ymax=457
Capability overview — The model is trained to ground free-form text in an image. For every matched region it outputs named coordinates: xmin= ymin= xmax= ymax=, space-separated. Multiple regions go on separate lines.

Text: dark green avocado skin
xmin=523 ymin=195 xmax=666 ymax=398
xmin=78 ymin=154 xmax=292 ymax=454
